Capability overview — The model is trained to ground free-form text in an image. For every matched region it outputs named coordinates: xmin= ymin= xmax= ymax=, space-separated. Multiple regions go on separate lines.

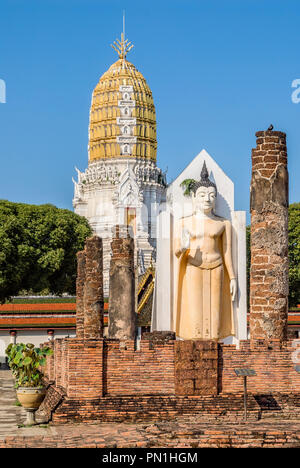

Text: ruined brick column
xmin=250 ymin=128 xmax=289 ymax=341
xmin=83 ymin=236 xmax=103 ymax=340
xmin=75 ymin=250 xmax=86 ymax=339
xmin=108 ymin=225 xmax=136 ymax=340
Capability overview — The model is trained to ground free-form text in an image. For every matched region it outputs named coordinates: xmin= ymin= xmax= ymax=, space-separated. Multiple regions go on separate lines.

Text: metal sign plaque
xmin=234 ymin=368 xmax=256 ymax=377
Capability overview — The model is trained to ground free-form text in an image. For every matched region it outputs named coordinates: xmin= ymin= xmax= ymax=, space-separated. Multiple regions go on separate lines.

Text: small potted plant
xmin=5 ymin=343 xmax=53 ymax=425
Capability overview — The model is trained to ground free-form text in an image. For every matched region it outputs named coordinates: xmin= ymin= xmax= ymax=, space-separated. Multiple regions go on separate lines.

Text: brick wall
xmin=220 ymin=339 xmax=300 ymax=393
xmin=66 ymin=339 xmax=103 ymax=398
xmin=43 ymin=337 xmax=300 ymax=399
xmin=60 ymin=339 xmax=67 ymax=390
xmin=104 ymin=339 xmax=175 ymax=396
xmin=44 ymin=337 xmax=175 ymax=398
xmin=54 ymin=339 xmax=62 ymax=387
xmin=44 ymin=340 xmax=55 ymax=382
xmin=175 ymin=340 xmax=218 ymax=395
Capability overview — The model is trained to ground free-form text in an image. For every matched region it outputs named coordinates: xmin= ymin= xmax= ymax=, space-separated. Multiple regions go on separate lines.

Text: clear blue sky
xmin=0 ymin=0 xmax=299 ymax=222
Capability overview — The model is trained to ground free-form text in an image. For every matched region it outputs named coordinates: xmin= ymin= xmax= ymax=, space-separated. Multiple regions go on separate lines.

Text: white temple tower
xmin=73 ymin=32 xmax=166 ymax=296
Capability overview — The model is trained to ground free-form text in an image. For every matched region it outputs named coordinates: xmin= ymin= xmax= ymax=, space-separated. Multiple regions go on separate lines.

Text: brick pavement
xmin=0 ymin=417 xmax=300 ymax=448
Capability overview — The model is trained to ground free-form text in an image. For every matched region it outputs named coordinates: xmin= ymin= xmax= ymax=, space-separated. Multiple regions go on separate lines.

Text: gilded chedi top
xmin=88 ymin=33 xmax=157 ymax=162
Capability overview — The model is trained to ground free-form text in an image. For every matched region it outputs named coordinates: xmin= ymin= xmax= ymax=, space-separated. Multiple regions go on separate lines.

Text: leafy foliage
xmin=0 ymin=200 xmax=92 ymax=302
xmin=5 ymin=343 xmax=53 ymax=388
xmin=180 ymin=179 xmax=196 ymax=196
xmin=288 ymin=203 xmax=300 ymax=307
xmin=11 ymin=297 xmax=76 ymax=304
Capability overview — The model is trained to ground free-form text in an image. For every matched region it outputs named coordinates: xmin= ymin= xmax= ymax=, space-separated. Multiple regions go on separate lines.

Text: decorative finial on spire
xmin=200 ymin=161 xmax=209 ymax=181
xmin=111 ymin=12 xmax=134 ymax=60
xmin=190 ymin=161 xmax=217 ymax=195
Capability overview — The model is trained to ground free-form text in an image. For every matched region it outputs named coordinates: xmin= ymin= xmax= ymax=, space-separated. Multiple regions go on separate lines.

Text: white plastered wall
xmin=0 ymin=329 xmax=76 ymax=364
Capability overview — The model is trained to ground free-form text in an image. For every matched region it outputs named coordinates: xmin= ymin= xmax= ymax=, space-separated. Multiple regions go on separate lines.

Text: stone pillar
xmin=83 ymin=236 xmax=104 ymax=340
xmin=108 ymin=225 xmax=136 ymax=340
xmin=250 ymin=128 xmax=289 ymax=341
xmin=76 ymin=250 xmax=86 ymax=339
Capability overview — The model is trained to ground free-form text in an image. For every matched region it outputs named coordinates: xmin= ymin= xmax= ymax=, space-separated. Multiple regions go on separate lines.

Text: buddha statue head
xmin=191 ymin=162 xmax=217 ymax=214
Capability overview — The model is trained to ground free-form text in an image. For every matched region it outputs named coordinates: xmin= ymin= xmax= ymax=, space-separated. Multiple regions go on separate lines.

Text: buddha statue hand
xmin=181 ymin=227 xmax=190 ymax=251
xmin=230 ymin=278 xmax=237 ymax=302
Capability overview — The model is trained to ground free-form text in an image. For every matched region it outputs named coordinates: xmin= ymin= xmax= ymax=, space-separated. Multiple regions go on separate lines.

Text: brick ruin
xmin=250 ymin=129 xmax=289 ymax=341
xmin=108 ymin=225 xmax=136 ymax=340
xmin=78 ymin=236 xmax=104 ymax=340
xmin=38 ymin=129 xmax=300 ymax=424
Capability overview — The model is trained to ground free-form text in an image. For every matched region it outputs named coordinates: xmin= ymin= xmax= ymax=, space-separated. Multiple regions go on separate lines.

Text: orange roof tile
xmin=0 ymin=303 xmax=76 ymax=311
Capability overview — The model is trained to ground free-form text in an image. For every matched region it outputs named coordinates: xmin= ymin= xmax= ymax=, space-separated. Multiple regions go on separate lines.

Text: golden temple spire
xmin=111 ymin=12 xmax=134 ymax=60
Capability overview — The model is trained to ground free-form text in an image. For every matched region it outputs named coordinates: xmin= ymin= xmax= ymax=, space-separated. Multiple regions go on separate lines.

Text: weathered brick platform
xmin=2 ymin=367 xmax=299 ymax=448
xmin=40 ymin=392 xmax=261 ymax=425
xmin=38 ymin=336 xmax=300 ymax=424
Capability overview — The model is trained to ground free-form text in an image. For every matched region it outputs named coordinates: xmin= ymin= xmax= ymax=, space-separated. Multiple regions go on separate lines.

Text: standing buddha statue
xmin=174 ymin=162 xmax=237 ymax=340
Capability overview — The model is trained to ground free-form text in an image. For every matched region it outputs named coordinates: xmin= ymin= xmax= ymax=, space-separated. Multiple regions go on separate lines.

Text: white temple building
xmin=73 ymin=32 xmax=166 ymax=296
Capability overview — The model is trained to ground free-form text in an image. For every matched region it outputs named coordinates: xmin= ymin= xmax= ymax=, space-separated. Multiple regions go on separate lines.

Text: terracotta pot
xmin=17 ymin=387 xmax=46 ymax=410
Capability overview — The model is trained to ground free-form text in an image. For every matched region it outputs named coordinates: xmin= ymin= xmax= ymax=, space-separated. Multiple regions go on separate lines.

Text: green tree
xmin=0 ymin=200 xmax=92 ymax=302
xmin=246 ymin=203 xmax=300 ymax=308
xmin=288 ymin=203 xmax=300 ymax=307
xmin=180 ymin=179 xmax=196 ymax=196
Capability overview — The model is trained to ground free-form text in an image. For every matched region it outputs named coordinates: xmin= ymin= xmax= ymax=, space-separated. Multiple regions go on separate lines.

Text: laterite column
xmin=83 ymin=236 xmax=104 ymax=339
xmin=250 ymin=128 xmax=289 ymax=341
xmin=108 ymin=225 xmax=136 ymax=340
xmin=76 ymin=250 xmax=86 ymax=339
